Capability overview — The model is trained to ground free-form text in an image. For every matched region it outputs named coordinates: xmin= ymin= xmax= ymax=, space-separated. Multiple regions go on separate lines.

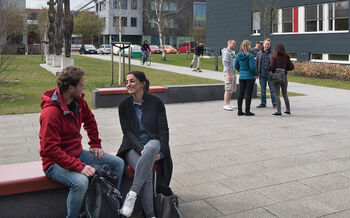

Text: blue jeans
xmin=259 ymin=75 xmax=276 ymax=105
xmin=142 ymin=51 xmax=149 ymax=63
xmin=45 ymin=150 xmax=124 ymax=218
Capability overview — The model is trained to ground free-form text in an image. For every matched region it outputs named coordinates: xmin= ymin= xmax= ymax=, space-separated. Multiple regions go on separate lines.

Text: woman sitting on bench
xmin=117 ymin=71 xmax=173 ymax=218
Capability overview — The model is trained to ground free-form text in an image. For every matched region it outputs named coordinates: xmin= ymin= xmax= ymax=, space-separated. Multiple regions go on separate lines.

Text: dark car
xmin=79 ymin=44 xmax=97 ymax=54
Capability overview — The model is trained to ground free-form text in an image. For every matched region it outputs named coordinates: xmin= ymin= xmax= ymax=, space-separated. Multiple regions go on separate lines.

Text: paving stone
xmin=299 ymin=173 xmax=350 ymax=192
xmin=218 ymin=163 xmax=268 ymax=178
xmin=174 ymin=168 xmax=229 ymax=186
xmin=206 ymin=190 xmax=275 ymax=215
xmin=174 ymin=181 xmax=234 ymax=202
xmin=263 ymin=166 xmax=319 ymax=183
xmin=264 ymin=196 xmax=337 ymax=218
xmin=179 ymin=200 xmax=222 ymax=218
xmin=255 ymin=181 xmax=319 ymax=202
xmin=311 ymin=187 xmax=350 ymax=211
xmin=322 ymin=210 xmax=350 ymax=218
xmin=221 ymin=174 xmax=279 ymax=192
xmin=221 ymin=208 xmax=278 ymax=218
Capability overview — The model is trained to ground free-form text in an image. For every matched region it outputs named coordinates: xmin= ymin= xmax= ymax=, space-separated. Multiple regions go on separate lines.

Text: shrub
xmin=291 ymin=62 xmax=350 ymax=81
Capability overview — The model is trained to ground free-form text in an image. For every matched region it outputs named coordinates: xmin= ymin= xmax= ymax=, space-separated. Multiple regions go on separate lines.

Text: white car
xmin=97 ymin=44 xmax=111 ymax=54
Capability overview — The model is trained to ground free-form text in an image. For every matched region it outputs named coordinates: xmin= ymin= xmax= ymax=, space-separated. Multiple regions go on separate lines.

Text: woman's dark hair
xmin=273 ymin=43 xmax=290 ymax=59
xmin=143 ymin=40 xmax=148 ymax=44
xmin=127 ymin=71 xmax=150 ymax=92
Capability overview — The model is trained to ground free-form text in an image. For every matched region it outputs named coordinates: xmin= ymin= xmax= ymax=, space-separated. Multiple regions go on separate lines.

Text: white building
xmin=95 ymin=0 xmax=143 ymax=44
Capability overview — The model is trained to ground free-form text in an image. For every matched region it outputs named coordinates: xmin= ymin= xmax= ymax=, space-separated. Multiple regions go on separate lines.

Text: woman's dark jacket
xmin=117 ymin=93 xmax=173 ymax=187
xmin=270 ymin=55 xmax=294 ymax=74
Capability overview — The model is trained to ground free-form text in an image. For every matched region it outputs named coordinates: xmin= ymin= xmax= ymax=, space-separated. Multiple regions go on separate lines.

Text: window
xmin=166 ymin=19 xmax=174 ymax=28
xmin=131 ymin=0 xmax=137 ymax=9
xmin=121 ymin=0 xmax=128 ymax=9
xmin=131 ymin=17 xmax=137 ymax=27
xmin=282 ymin=8 xmax=293 ymax=32
xmin=193 ymin=2 xmax=206 ymax=27
xmin=329 ymin=1 xmax=349 ymax=31
xmin=151 ymin=1 xmax=155 ymax=10
xmin=122 ymin=17 xmax=127 ymax=27
xmin=289 ymin=53 xmax=297 ymax=60
xmin=96 ymin=3 xmax=98 ymax=12
xmin=163 ymin=1 xmax=170 ymax=11
xmin=113 ymin=0 xmax=117 ymax=9
xmin=311 ymin=53 xmax=322 ymax=60
xmin=329 ymin=54 xmax=349 ymax=61
xmin=151 ymin=18 xmax=156 ymax=28
xmin=272 ymin=10 xmax=279 ymax=33
xmin=101 ymin=17 xmax=106 ymax=25
xmin=305 ymin=4 xmax=323 ymax=32
xmin=252 ymin=11 xmax=261 ymax=35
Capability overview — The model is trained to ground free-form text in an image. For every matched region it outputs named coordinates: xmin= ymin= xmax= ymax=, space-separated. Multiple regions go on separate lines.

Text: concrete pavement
xmin=1 ymin=58 xmax=350 ymax=217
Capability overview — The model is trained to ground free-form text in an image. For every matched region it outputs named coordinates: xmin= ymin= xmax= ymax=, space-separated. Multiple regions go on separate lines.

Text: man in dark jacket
xmin=256 ymin=38 xmax=276 ymax=108
xmin=39 ymin=66 xmax=124 ymax=218
xmin=141 ymin=40 xmax=151 ymax=64
xmin=250 ymin=41 xmax=261 ymax=58
xmin=190 ymin=42 xmax=204 ymax=72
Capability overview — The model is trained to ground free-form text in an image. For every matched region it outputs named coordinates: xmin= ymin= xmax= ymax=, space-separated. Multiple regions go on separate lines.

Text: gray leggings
xmin=273 ymin=76 xmax=290 ymax=113
xmin=126 ymin=139 xmax=160 ymax=217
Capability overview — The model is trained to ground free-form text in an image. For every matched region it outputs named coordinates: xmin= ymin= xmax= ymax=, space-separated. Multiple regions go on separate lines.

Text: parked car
xmin=149 ymin=45 xmax=162 ymax=54
xmin=79 ymin=44 xmax=97 ymax=54
xmin=164 ymin=45 xmax=177 ymax=54
xmin=177 ymin=41 xmax=196 ymax=53
xmin=97 ymin=44 xmax=111 ymax=54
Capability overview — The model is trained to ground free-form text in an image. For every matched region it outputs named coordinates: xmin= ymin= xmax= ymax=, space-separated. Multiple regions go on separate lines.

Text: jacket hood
xmin=221 ymin=47 xmax=233 ymax=54
xmin=236 ymin=51 xmax=251 ymax=60
xmin=41 ymin=88 xmax=84 ymax=115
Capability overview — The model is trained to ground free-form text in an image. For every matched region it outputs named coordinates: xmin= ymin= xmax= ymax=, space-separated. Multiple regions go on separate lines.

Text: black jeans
xmin=237 ymin=79 xmax=255 ymax=112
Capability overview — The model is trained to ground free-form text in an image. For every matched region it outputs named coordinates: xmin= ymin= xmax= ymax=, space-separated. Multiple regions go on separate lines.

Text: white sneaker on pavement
xmin=223 ymin=104 xmax=233 ymax=111
xmin=120 ymin=191 xmax=137 ymax=217
xmin=229 ymin=103 xmax=237 ymax=109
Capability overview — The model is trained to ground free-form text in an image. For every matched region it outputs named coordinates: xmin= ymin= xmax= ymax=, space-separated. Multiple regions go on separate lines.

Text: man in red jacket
xmin=39 ymin=66 xmax=124 ymax=218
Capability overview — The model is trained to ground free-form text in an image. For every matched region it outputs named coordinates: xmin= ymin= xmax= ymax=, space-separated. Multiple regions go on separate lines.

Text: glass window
xmin=96 ymin=3 xmax=98 ymax=12
xmin=289 ymin=53 xmax=297 ymax=59
xmin=131 ymin=0 xmax=137 ymax=9
xmin=193 ymin=2 xmax=206 ymax=27
xmin=252 ymin=11 xmax=260 ymax=35
xmin=131 ymin=17 xmax=137 ymax=27
xmin=121 ymin=0 xmax=128 ymax=9
xmin=113 ymin=0 xmax=118 ymax=9
xmin=311 ymin=53 xmax=322 ymax=60
xmin=271 ymin=10 xmax=278 ymax=33
xmin=151 ymin=1 xmax=155 ymax=10
xmin=329 ymin=54 xmax=349 ymax=61
xmin=282 ymin=8 xmax=293 ymax=32
xmin=305 ymin=4 xmax=323 ymax=32
xmin=163 ymin=1 xmax=169 ymax=11
xmin=122 ymin=17 xmax=127 ymax=26
xmin=329 ymin=1 xmax=349 ymax=31
xmin=151 ymin=18 xmax=156 ymax=28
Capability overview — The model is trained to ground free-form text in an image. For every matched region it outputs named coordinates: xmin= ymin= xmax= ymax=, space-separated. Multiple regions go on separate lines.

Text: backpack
xmin=81 ymin=164 xmax=122 ymax=218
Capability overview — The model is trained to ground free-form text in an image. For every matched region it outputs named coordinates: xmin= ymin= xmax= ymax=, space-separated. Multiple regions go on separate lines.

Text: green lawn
xmin=0 ymin=55 xmax=221 ymax=115
xmin=288 ymin=75 xmax=350 ymax=90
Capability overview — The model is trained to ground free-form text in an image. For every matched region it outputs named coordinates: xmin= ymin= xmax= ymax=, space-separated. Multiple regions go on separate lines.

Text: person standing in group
xmin=256 ymin=38 xmax=276 ymax=108
xmin=39 ymin=66 xmax=124 ymax=218
xmin=235 ymin=40 xmax=258 ymax=116
xmin=221 ymin=39 xmax=237 ymax=111
xmin=118 ymin=71 xmax=173 ymax=218
xmin=250 ymin=41 xmax=261 ymax=58
xmin=141 ymin=40 xmax=151 ymax=64
xmin=190 ymin=42 xmax=204 ymax=72
xmin=270 ymin=43 xmax=294 ymax=116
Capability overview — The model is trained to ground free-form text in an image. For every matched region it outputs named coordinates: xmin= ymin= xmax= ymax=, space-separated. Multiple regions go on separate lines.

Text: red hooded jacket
xmin=39 ymin=88 xmax=101 ymax=173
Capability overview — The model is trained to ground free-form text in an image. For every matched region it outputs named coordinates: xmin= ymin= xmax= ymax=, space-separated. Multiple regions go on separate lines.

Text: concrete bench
xmin=0 ymin=161 xmax=147 ymax=218
xmin=92 ymin=84 xmax=257 ymax=108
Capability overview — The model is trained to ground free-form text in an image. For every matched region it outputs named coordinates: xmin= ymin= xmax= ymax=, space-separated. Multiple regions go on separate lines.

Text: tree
xmin=253 ymin=0 xmax=279 ymax=38
xmin=37 ymin=8 xmax=50 ymax=59
xmin=73 ymin=11 xmax=104 ymax=44
xmin=144 ymin=0 xmax=184 ymax=61
xmin=0 ymin=0 xmax=25 ymax=79
xmin=189 ymin=22 xmax=206 ymax=44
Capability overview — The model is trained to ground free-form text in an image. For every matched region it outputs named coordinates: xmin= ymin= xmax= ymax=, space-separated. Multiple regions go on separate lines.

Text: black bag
xmin=154 ymin=172 xmax=183 ymax=218
xmin=81 ymin=164 xmax=122 ymax=218
xmin=269 ymin=68 xmax=285 ymax=83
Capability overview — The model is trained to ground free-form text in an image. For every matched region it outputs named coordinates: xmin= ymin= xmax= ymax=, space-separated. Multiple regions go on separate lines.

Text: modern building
xmin=95 ymin=0 xmax=143 ymax=44
xmin=142 ymin=0 xmax=206 ymax=47
xmin=206 ymin=0 xmax=350 ymax=64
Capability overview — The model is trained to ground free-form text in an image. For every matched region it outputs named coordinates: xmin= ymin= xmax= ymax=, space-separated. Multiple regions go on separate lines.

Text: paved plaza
xmin=1 ymin=58 xmax=350 ymax=217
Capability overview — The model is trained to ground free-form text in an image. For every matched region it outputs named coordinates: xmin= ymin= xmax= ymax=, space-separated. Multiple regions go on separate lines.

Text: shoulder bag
xmin=269 ymin=68 xmax=285 ymax=83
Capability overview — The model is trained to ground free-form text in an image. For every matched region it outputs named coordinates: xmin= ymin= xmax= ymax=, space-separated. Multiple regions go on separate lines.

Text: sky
xmin=26 ymin=0 xmax=93 ymax=10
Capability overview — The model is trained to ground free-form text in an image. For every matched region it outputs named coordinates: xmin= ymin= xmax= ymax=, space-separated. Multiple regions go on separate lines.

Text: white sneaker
xmin=229 ymin=104 xmax=237 ymax=109
xmin=223 ymin=104 xmax=233 ymax=111
xmin=120 ymin=191 xmax=137 ymax=217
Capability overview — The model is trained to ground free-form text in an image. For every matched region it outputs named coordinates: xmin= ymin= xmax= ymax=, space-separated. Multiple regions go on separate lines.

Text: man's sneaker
xmin=120 ymin=191 xmax=137 ymax=217
xmin=229 ymin=104 xmax=237 ymax=109
xmin=223 ymin=104 xmax=233 ymax=111
xmin=256 ymin=104 xmax=266 ymax=108
xmin=272 ymin=112 xmax=282 ymax=116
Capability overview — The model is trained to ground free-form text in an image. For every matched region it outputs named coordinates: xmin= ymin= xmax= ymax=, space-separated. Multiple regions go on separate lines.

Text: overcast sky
xmin=26 ymin=0 xmax=93 ymax=10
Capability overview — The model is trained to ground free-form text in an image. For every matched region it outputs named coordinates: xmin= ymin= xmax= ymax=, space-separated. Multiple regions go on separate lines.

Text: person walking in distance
xmin=270 ymin=43 xmax=294 ymax=116
xmin=190 ymin=42 xmax=204 ymax=72
xmin=256 ymin=38 xmax=276 ymax=108
xmin=221 ymin=39 xmax=237 ymax=111
xmin=235 ymin=40 xmax=258 ymax=116
xmin=250 ymin=41 xmax=261 ymax=58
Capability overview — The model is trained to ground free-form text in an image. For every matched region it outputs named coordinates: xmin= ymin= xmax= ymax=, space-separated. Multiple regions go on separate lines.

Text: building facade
xmin=206 ymin=0 xmax=350 ymax=64
xmin=95 ymin=0 xmax=143 ymax=44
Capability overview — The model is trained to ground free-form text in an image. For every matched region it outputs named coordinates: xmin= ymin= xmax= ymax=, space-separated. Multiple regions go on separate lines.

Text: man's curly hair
xmin=56 ymin=66 xmax=85 ymax=93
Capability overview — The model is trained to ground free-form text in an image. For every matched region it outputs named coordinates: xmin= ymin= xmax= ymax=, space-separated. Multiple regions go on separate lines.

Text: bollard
xmin=215 ymin=52 xmax=219 ymax=71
